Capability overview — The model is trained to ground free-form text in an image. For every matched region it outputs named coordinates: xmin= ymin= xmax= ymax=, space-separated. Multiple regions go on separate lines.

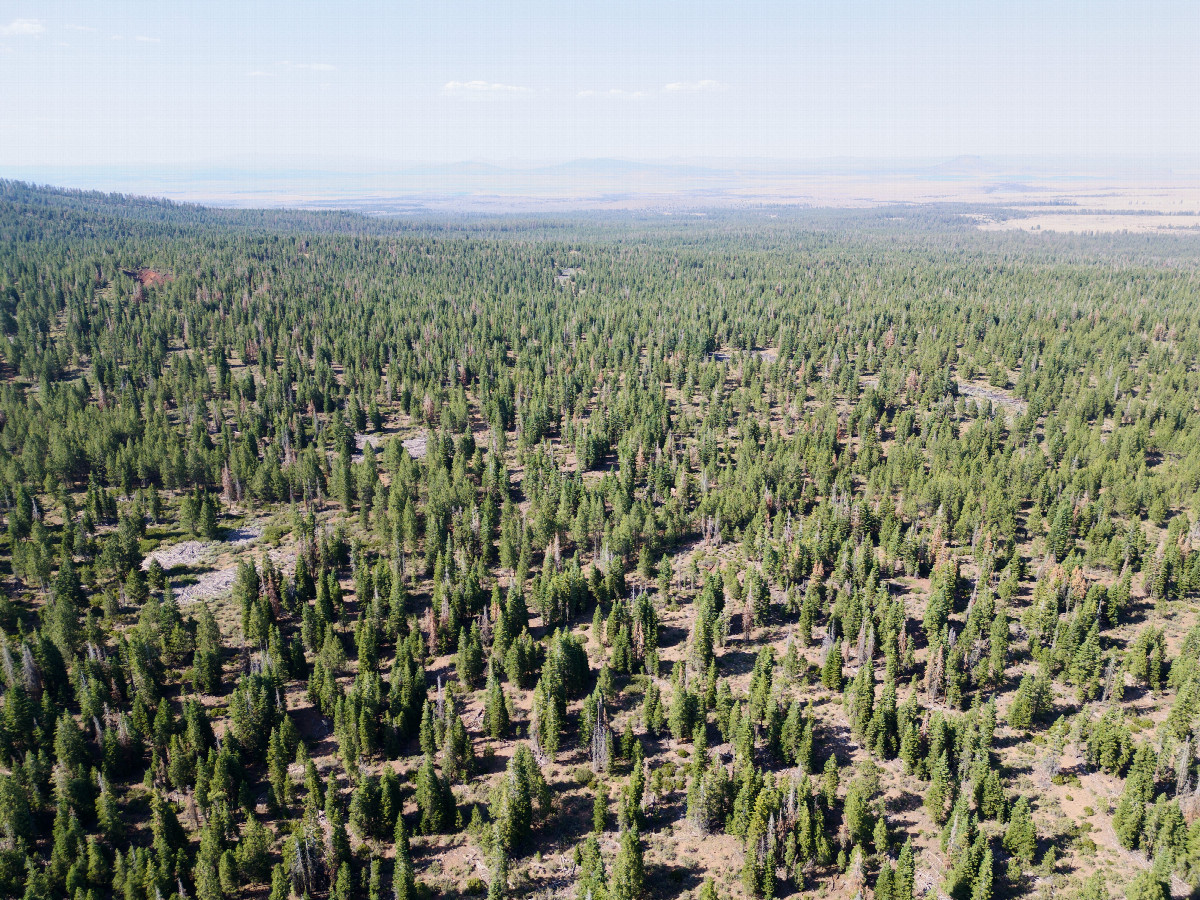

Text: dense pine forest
xmin=3 ymin=179 xmax=1200 ymax=900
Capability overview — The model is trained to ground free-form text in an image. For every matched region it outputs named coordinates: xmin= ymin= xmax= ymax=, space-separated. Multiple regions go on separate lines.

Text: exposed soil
xmin=121 ymin=267 xmax=174 ymax=287
xmin=142 ymin=525 xmax=276 ymax=604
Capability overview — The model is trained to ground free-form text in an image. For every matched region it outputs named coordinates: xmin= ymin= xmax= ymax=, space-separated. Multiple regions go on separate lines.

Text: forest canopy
xmin=0 ymin=180 xmax=1198 ymax=900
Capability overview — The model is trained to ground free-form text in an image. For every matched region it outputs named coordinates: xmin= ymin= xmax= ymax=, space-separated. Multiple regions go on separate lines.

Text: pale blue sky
xmin=1 ymin=0 xmax=1197 ymax=170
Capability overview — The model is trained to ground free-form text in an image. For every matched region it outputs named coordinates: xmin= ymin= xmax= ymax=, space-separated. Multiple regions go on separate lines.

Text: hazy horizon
xmin=9 ymin=153 xmax=1200 ymax=216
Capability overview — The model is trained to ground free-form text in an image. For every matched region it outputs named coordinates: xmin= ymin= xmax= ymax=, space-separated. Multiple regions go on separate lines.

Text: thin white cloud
xmin=0 ymin=18 xmax=44 ymax=36
xmin=663 ymin=79 xmax=722 ymax=94
xmin=577 ymin=88 xmax=647 ymax=100
xmin=134 ymin=35 xmax=161 ymax=44
xmin=579 ymin=81 xmax=723 ymax=99
xmin=443 ymin=80 xmax=530 ymax=96
xmin=283 ymin=61 xmax=336 ymax=72
xmin=247 ymin=70 xmax=274 ymax=77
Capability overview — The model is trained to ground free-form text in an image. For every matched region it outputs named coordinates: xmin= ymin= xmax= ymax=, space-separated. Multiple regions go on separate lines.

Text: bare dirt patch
xmin=354 ymin=429 xmax=428 ymax=461
xmin=144 ymin=540 xmax=209 ymax=571
xmin=957 ymin=379 xmax=1027 ymax=417
xmin=123 ymin=267 xmax=174 ymax=287
xmin=142 ymin=525 xmax=273 ymax=604
xmin=403 ymin=431 xmax=429 ymax=459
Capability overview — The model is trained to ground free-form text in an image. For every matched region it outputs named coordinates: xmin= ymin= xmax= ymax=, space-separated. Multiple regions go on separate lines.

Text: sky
xmin=1 ymin=0 xmax=1198 ymax=172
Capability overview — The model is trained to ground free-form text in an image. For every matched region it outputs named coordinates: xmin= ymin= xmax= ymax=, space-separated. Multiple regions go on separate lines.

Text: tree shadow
xmin=647 ymin=859 xmax=704 ymax=898
xmin=718 ymin=646 xmax=757 ymax=676
xmin=991 ymin=731 xmax=1028 ymax=751
xmin=658 ymin=623 xmax=689 ymax=652
xmin=889 ymin=789 xmax=924 ymax=814
xmin=1120 ymin=593 xmax=1158 ymax=630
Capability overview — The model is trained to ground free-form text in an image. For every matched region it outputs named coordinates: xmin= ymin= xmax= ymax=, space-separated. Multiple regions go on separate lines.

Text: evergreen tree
xmin=393 ymin=816 xmax=416 ymax=900
xmin=491 ymin=744 xmax=546 ymax=851
xmin=894 ymin=839 xmax=916 ymax=900
xmin=925 ymin=751 xmax=953 ymax=823
xmin=610 ymin=826 xmax=646 ymax=900
xmin=1124 ymin=871 xmax=1167 ymax=900
xmin=593 ymin=781 xmax=608 ymax=833
xmin=970 ymin=848 xmax=993 ymax=900
xmin=1003 ymin=796 xmax=1037 ymax=866
xmin=576 ymin=833 xmax=608 ymax=900
xmin=822 ymin=644 xmax=844 ymax=691
xmin=488 ymin=823 xmax=509 ymax=900
xmin=456 ymin=624 xmax=485 ymax=688
xmin=876 ymin=863 xmax=895 ymax=900
xmin=415 ymin=753 xmax=454 ymax=833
